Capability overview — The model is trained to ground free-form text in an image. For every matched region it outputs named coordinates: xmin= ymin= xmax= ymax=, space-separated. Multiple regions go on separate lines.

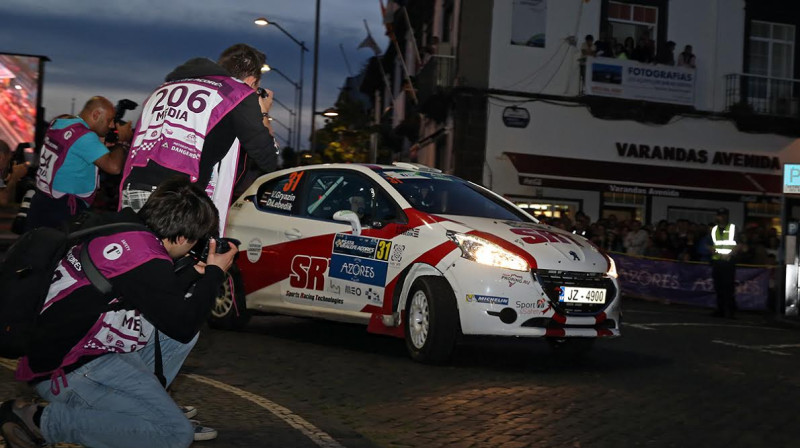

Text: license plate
xmin=559 ymin=286 xmax=606 ymax=304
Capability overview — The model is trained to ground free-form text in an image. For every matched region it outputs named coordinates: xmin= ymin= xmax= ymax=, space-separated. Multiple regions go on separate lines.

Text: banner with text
xmin=610 ymin=253 xmax=770 ymax=310
xmin=585 ymin=57 xmax=695 ymax=106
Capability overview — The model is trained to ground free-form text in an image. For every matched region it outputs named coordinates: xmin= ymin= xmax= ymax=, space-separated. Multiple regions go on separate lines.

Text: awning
xmin=505 ymin=152 xmax=782 ymax=196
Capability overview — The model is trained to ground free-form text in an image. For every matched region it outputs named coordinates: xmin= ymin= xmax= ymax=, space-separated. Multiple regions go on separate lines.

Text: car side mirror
xmin=333 ymin=210 xmax=362 ymax=235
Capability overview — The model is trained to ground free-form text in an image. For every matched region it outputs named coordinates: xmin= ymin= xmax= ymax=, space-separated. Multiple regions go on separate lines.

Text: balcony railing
xmin=416 ymin=54 xmax=456 ymax=105
xmin=725 ymin=73 xmax=800 ymax=117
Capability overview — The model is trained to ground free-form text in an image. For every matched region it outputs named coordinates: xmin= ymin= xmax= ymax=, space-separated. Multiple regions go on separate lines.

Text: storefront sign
xmin=608 ymin=184 xmax=679 ymax=197
xmin=502 ymin=106 xmax=531 ymax=128
xmin=611 ymin=253 xmax=770 ymax=310
xmin=585 ymin=57 xmax=695 ymax=106
xmin=616 ymin=142 xmax=781 ymax=171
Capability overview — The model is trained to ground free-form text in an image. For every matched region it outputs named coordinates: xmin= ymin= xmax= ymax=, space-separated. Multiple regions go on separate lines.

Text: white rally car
xmin=212 ymin=162 xmax=620 ymax=362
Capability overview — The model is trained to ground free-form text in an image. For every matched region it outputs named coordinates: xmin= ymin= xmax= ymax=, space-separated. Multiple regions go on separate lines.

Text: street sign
xmin=783 ymin=164 xmax=800 ymax=193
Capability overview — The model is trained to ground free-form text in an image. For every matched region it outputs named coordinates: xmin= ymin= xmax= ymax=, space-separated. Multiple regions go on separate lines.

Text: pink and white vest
xmin=15 ymin=230 xmax=170 ymax=389
xmin=35 ymin=122 xmax=98 ymax=203
xmin=122 ymin=76 xmax=254 ymax=232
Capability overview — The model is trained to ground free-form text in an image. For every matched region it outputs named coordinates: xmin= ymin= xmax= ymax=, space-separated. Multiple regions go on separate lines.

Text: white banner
xmin=511 ymin=0 xmax=547 ymax=48
xmin=584 ymin=57 xmax=696 ymax=106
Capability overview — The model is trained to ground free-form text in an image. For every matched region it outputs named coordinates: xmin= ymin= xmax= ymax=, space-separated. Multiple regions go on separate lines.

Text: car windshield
xmin=380 ymin=170 xmax=533 ymax=221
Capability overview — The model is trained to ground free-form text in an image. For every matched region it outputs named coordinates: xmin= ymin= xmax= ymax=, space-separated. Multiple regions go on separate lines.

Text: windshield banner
xmin=610 ymin=253 xmax=770 ymax=310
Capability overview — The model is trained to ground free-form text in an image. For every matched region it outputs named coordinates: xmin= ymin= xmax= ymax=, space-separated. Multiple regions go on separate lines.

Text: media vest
xmin=15 ymin=230 xmax=170 ymax=390
xmin=35 ymin=121 xmax=98 ymax=203
xmin=711 ymin=223 xmax=736 ymax=260
xmin=122 ymin=76 xmax=254 ymax=231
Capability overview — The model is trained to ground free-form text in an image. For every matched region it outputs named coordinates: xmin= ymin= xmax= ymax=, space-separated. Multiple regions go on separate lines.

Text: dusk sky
xmin=0 ymin=0 xmax=389 ymax=149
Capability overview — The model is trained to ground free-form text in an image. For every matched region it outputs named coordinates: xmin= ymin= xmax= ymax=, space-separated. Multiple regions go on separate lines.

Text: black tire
xmin=546 ymin=337 xmax=595 ymax=358
xmin=208 ymin=266 xmax=251 ymax=330
xmin=404 ymin=276 xmax=459 ymax=364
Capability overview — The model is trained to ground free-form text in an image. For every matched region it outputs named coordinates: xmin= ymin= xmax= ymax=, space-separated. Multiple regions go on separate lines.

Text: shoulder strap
xmin=75 ymin=222 xmax=152 ymax=296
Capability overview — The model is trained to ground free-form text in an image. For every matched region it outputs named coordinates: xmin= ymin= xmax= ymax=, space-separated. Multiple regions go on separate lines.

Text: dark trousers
xmin=25 ymin=191 xmax=88 ymax=231
xmin=711 ymin=259 xmax=736 ymax=316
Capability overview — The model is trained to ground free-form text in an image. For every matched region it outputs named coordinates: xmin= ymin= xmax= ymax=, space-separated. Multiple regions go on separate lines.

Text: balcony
xmin=724 ymin=73 xmax=800 ymax=136
xmin=725 ymin=73 xmax=800 ymax=117
xmin=416 ymin=54 xmax=456 ymax=107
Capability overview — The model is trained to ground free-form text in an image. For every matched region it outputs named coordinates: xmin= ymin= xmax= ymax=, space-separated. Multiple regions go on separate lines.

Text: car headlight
xmin=606 ymin=256 xmax=618 ymax=279
xmin=447 ymin=231 xmax=530 ymax=272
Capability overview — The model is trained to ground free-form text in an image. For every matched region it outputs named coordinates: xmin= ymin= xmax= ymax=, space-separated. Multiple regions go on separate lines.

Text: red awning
xmin=505 ymin=152 xmax=781 ymax=195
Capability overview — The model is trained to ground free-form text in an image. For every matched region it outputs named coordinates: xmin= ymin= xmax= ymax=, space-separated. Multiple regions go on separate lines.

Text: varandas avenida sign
xmin=616 ymin=142 xmax=781 ymax=171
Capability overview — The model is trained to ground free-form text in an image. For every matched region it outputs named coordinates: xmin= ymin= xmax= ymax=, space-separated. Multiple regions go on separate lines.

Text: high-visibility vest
xmin=711 ymin=223 xmax=736 ymax=260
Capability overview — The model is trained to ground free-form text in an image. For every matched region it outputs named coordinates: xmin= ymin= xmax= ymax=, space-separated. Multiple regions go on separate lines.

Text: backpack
xmin=0 ymin=221 xmax=148 ymax=359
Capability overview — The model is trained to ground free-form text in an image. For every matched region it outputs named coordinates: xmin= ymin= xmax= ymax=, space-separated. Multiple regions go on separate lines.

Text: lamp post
xmin=262 ymin=64 xmax=301 ymax=150
xmin=311 ymin=0 xmax=321 ymax=153
xmin=271 ymin=96 xmax=296 ymax=149
xmin=254 ymin=17 xmax=308 ymax=151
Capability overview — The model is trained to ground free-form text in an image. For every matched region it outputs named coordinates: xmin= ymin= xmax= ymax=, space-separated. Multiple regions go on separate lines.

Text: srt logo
xmin=290 ymin=255 xmax=328 ymax=291
xmin=509 ymin=228 xmax=582 ymax=246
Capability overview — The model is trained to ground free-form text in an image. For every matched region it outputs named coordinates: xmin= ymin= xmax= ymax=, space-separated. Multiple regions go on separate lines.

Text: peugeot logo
xmin=569 ymin=251 xmax=580 ymax=261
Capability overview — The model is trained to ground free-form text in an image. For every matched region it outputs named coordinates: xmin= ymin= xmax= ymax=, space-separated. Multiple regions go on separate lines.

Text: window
xmin=605 ymin=1 xmax=659 ymax=59
xmin=747 ymin=20 xmax=795 ymax=110
xmin=255 ymin=174 xmax=302 ymax=215
xmin=302 ymin=171 xmax=403 ymax=226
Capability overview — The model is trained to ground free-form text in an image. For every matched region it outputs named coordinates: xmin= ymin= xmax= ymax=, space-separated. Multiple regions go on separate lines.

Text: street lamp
xmin=318 ymin=107 xmax=339 ymax=118
xmin=271 ymin=96 xmax=296 ymax=148
xmin=254 ymin=17 xmax=308 ymax=151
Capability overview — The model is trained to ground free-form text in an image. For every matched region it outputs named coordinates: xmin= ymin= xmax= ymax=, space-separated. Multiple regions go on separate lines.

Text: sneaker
xmin=190 ymin=419 xmax=218 ymax=442
xmin=0 ymin=399 xmax=44 ymax=448
xmin=180 ymin=405 xmax=198 ymax=419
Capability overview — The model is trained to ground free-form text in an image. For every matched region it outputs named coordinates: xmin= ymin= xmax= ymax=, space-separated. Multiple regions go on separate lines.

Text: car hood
xmin=434 ymin=215 xmax=610 ymax=273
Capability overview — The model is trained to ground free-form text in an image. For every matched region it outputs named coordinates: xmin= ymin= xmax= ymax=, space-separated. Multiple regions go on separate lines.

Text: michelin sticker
xmin=466 ymin=294 xmax=509 ymax=305
xmin=247 ymin=238 xmax=263 ymax=263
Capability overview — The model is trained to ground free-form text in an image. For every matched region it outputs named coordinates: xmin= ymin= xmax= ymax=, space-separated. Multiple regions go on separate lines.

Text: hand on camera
xmin=206 ymin=239 xmax=237 ymax=273
xmin=116 ymin=121 xmax=133 ymax=143
xmin=258 ymin=88 xmax=274 ymax=114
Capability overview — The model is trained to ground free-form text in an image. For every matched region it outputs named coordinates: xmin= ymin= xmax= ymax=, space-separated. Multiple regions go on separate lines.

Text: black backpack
xmin=0 ymin=222 xmax=148 ymax=359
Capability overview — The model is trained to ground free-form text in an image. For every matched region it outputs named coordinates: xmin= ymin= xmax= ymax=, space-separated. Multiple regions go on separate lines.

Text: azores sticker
xmin=329 ymin=254 xmax=388 ymax=287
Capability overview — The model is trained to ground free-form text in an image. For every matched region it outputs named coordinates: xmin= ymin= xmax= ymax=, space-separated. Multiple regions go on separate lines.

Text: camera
xmin=105 ymin=98 xmax=139 ymax=143
xmin=188 ymin=236 xmax=241 ymax=263
xmin=256 ymin=87 xmax=270 ymax=99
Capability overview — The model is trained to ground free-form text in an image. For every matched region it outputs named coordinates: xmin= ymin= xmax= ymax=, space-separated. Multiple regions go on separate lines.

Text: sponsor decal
xmin=345 ymin=285 xmax=362 ymax=296
xmin=328 ymin=279 xmax=341 ymax=294
xmin=150 ymin=130 xmax=158 ymax=138
xmin=401 ymin=228 xmax=420 ymax=238
xmin=64 ymin=130 xmax=73 ymax=140
xmin=366 ymin=287 xmax=382 ymax=306
xmin=466 ymin=294 xmax=509 ymax=305
xmin=103 ymin=243 xmax=124 ymax=261
xmin=390 ymin=244 xmax=405 ymax=263
xmin=290 ymin=255 xmax=329 ymax=291
xmin=515 ymin=298 xmax=549 ymax=315
xmin=333 ymin=234 xmax=378 ymax=258
xmin=247 ymin=239 xmax=262 ymax=263
xmin=329 ymin=254 xmax=388 ymax=287
xmin=186 ymin=133 xmax=196 ymax=143
xmin=509 ymin=227 xmax=580 ymax=246
xmin=501 ymin=272 xmax=532 ymax=288
xmin=261 ymin=189 xmax=296 ymax=211
xmin=231 ymin=201 xmax=243 ymax=210
xmin=285 ymin=290 xmax=344 ymax=305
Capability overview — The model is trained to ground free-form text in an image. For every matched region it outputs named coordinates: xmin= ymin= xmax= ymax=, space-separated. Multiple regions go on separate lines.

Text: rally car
xmin=211 ymin=162 xmax=621 ymax=363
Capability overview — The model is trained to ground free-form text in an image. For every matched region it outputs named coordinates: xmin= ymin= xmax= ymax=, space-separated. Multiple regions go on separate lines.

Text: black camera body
xmin=105 ymin=98 xmax=139 ymax=143
xmin=188 ymin=236 xmax=241 ymax=263
xmin=256 ymin=87 xmax=270 ymax=99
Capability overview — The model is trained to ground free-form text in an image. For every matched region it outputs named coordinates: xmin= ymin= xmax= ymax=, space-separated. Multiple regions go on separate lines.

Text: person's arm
xmin=93 ymin=122 xmax=133 ymax=175
xmin=230 ymin=94 xmax=278 ymax=173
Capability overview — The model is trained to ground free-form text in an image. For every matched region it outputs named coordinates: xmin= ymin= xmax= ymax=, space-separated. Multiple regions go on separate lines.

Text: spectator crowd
xmin=536 ymin=211 xmax=779 ymax=266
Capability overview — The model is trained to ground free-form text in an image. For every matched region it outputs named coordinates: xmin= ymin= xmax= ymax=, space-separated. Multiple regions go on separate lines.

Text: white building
xmin=372 ymin=0 xmax=800 ymax=229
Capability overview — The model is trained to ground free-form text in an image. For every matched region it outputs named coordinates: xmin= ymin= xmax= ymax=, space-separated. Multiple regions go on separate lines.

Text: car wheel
xmin=404 ymin=276 xmax=459 ymax=364
xmin=208 ymin=266 xmax=251 ymax=330
xmin=546 ymin=337 xmax=595 ymax=358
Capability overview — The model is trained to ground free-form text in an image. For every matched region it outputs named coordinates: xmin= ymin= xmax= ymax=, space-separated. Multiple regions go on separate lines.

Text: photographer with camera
xmin=26 ymin=97 xmax=133 ymax=230
xmin=0 ymin=139 xmax=28 ymax=207
xmin=120 ymin=43 xmax=278 ymax=232
xmin=0 ymin=177 xmax=236 ymax=448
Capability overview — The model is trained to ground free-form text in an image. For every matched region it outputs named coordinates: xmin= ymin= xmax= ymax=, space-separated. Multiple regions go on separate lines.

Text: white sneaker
xmin=180 ymin=405 xmax=198 ymax=419
xmin=190 ymin=419 xmax=218 ymax=441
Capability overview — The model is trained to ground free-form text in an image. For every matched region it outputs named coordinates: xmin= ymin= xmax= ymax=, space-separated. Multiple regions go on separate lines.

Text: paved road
xmin=2 ymin=299 xmax=798 ymax=447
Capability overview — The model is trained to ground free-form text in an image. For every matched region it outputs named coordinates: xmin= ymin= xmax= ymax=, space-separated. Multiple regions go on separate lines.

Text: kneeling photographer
xmin=1 ymin=177 xmax=237 ymax=448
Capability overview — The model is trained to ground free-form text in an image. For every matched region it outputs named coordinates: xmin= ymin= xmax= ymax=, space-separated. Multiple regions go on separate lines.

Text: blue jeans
xmin=34 ymin=332 xmax=198 ymax=448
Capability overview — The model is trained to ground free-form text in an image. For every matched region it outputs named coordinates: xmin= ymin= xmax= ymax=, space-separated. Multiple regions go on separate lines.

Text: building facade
xmin=366 ymin=0 xmax=800 ymax=229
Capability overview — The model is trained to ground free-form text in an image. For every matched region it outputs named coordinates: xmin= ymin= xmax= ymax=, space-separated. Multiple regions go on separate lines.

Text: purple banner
xmin=610 ymin=253 xmax=771 ymax=310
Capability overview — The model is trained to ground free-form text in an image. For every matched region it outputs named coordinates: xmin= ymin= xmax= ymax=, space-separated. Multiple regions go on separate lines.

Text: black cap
xmin=716 ymin=208 xmax=729 ymax=215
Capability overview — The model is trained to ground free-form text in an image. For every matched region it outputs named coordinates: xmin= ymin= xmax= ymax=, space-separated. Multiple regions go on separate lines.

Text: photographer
xmin=26 ymin=97 xmax=133 ymax=230
xmin=0 ymin=177 xmax=235 ymax=448
xmin=0 ymin=139 xmax=27 ymax=207
xmin=120 ymin=43 xmax=278 ymax=232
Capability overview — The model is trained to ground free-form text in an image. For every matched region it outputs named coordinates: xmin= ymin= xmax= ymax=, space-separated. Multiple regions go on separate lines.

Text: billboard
xmin=584 ymin=57 xmax=696 ymax=106
xmin=0 ymin=53 xmax=45 ymax=150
